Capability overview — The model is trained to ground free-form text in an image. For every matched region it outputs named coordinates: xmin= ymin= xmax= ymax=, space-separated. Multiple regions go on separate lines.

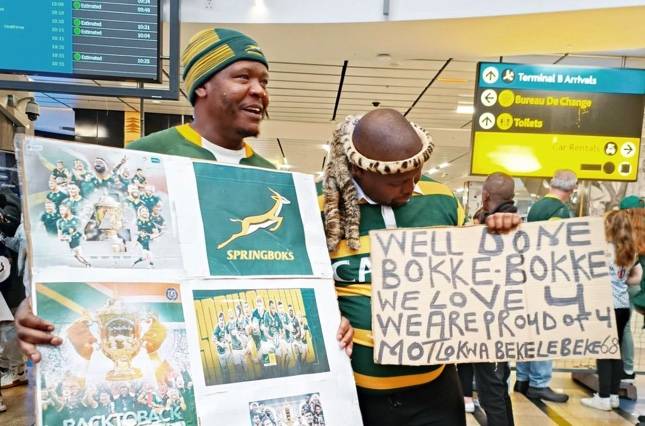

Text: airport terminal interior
xmin=0 ymin=1 xmax=645 ymax=425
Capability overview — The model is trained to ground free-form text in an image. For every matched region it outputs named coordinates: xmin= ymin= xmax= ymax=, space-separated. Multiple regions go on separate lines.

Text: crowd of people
xmin=40 ymin=368 xmax=197 ymax=425
xmin=3 ymin=26 xmax=644 ymax=426
xmin=212 ymin=298 xmax=311 ymax=380
xmin=41 ymin=156 xmax=167 ymax=267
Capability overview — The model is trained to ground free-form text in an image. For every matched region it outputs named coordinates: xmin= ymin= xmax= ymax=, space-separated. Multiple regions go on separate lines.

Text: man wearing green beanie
xmin=127 ymin=28 xmax=274 ymax=168
xmin=13 ymin=28 xmax=355 ymax=383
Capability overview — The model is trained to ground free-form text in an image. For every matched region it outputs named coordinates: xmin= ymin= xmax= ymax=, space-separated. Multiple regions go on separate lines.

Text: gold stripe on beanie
xmin=181 ymin=30 xmax=221 ymax=68
xmin=184 ymin=43 xmax=235 ymax=95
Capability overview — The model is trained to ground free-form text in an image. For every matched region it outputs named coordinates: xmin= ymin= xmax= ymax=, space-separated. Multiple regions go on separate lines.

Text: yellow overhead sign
xmin=472 ymin=132 xmax=640 ymax=181
xmin=471 ymin=62 xmax=644 ymax=181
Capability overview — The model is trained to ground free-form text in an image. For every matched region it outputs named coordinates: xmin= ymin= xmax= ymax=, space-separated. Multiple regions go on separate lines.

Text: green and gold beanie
xmin=182 ymin=28 xmax=268 ymax=105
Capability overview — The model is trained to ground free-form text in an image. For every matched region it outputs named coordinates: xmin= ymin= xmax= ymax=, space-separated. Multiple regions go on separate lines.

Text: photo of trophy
xmin=67 ymin=297 xmax=169 ymax=382
xmin=82 ymin=194 xmax=131 ymax=253
xmin=97 ymin=298 xmax=145 ymax=381
xmin=95 ymin=196 xmax=123 ymax=239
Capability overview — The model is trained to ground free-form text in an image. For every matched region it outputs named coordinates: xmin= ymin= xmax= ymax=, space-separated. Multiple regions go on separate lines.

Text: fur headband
xmin=340 ymin=115 xmax=434 ymax=175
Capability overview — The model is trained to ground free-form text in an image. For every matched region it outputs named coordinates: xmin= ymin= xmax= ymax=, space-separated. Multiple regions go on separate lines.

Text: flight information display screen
xmin=0 ymin=0 xmax=160 ymax=82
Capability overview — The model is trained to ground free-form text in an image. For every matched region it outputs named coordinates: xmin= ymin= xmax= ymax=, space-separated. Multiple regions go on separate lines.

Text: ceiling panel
xmin=21 ymin=51 xmax=645 ymax=184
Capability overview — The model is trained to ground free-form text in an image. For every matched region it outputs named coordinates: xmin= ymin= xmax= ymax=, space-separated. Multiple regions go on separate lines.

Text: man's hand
xmin=15 ymin=298 xmax=63 ymax=363
xmin=336 ymin=316 xmax=353 ymax=357
xmin=484 ymin=212 xmax=521 ymax=234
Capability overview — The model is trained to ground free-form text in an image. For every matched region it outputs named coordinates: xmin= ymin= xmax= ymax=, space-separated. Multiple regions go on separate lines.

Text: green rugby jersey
xmin=127 ymin=124 xmax=276 ymax=169
xmin=318 ymin=177 xmax=465 ymax=393
xmin=527 ymin=194 xmax=572 ymax=222
xmin=47 ymin=190 xmax=68 ymax=206
xmin=41 ymin=211 xmax=61 ymax=235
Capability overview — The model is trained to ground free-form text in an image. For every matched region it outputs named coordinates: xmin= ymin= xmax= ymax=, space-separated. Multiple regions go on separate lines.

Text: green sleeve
xmin=554 ymin=206 xmax=572 ymax=219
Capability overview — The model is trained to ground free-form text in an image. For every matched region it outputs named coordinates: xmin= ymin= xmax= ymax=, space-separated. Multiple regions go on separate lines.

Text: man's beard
xmin=237 ymin=127 xmax=259 ymax=139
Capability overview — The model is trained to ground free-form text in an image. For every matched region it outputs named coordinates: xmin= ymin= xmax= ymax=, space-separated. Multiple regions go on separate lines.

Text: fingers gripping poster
xmin=370 ymin=217 xmax=619 ymax=365
xmin=17 ymin=136 xmax=362 ymax=426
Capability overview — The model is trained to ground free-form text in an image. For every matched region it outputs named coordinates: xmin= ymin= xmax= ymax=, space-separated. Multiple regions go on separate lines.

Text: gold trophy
xmin=96 ymin=299 xmax=144 ymax=381
xmin=94 ymin=195 xmax=126 ymax=252
xmin=67 ymin=298 xmax=167 ymax=382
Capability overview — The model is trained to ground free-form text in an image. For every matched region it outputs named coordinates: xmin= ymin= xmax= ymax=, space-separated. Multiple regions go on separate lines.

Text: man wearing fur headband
xmin=321 ymin=109 xmax=520 ymax=426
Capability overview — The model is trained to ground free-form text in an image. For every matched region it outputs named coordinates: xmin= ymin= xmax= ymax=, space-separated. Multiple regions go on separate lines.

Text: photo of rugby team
xmin=26 ymin=141 xmax=179 ymax=269
xmin=194 ymin=289 xmax=330 ymax=386
xmin=249 ymin=393 xmax=325 ymax=426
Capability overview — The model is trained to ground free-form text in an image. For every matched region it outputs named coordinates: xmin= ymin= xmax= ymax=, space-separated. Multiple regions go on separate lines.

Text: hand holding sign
xmin=370 ymin=217 xmax=618 ymax=365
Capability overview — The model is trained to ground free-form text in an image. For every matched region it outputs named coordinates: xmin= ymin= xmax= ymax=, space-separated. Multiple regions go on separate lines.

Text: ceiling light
xmin=376 ymin=53 xmax=392 ymax=62
xmin=438 ymin=162 xmax=450 ymax=169
xmin=251 ymin=0 xmax=267 ymax=13
xmin=425 ymin=167 xmax=438 ymax=175
xmin=455 ymin=188 xmax=465 ymax=193
xmin=320 ymin=144 xmax=330 ymax=152
xmin=456 ymin=105 xmax=474 ymax=114
xmin=152 ymin=100 xmax=161 ymax=104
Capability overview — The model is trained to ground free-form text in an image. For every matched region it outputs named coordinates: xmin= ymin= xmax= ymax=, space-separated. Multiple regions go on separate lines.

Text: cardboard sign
xmin=17 ymin=136 xmax=362 ymax=426
xmin=370 ymin=217 xmax=619 ymax=365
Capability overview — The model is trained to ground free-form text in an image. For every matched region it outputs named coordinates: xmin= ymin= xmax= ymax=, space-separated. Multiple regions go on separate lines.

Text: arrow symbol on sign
xmin=485 ymin=70 xmax=496 ymax=79
xmin=624 ymin=145 xmax=633 ymax=154
xmin=482 ymin=116 xmax=493 ymax=126
xmin=484 ymin=93 xmax=495 ymax=103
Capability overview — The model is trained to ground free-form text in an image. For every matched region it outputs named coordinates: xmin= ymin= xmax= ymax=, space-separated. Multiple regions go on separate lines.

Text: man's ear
xmin=194 ymin=85 xmax=207 ymax=99
xmin=481 ymin=191 xmax=490 ymax=207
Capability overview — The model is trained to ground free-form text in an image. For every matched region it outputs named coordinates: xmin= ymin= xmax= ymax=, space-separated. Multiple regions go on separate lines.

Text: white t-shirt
xmin=200 ymin=137 xmax=246 ymax=165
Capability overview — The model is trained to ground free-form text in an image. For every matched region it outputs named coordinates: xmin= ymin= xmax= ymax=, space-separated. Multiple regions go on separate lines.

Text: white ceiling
xmin=5 ymin=6 xmax=645 ymax=192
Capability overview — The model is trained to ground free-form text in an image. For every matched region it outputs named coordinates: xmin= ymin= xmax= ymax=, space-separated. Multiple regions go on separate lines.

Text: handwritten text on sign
xmin=370 ymin=217 xmax=619 ymax=365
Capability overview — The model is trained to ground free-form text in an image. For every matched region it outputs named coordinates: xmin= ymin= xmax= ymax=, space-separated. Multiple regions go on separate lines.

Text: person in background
xmin=321 ymin=109 xmax=521 ymax=425
xmin=457 ymin=364 xmax=476 ymax=413
xmin=514 ymin=169 xmax=576 ymax=403
xmin=473 ymin=172 xmax=518 ymax=224
xmin=13 ymin=27 xmax=353 ymax=366
xmin=460 ymin=172 xmax=516 ymax=425
xmin=0 ymin=225 xmax=24 ymax=414
xmin=0 ymin=194 xmax=25 ymax=416
xmin=618 ymin=196 xmax=645 ymax=382
xmin=581 ymin=210 xmax=642 ymax=411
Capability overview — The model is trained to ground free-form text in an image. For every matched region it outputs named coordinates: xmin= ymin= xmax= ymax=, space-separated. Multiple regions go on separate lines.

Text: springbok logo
xmin=217 ymin=188 xmax=291 ymax=249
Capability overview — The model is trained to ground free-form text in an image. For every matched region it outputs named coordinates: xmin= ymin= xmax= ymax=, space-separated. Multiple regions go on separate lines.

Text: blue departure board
xmin=0 ymin=0 xmax=160 ymax=82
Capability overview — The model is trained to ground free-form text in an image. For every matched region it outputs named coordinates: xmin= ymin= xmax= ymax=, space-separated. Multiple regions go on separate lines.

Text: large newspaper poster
xmin=370 ymin=217 xmax=619 ymax=365
xmin=34 ymin=281 xmax=197 ymax=426
xmin=17 ymin=135 xmax=362 ymax=426
xmin=19 ymin=137 xmax=185 ymax=278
